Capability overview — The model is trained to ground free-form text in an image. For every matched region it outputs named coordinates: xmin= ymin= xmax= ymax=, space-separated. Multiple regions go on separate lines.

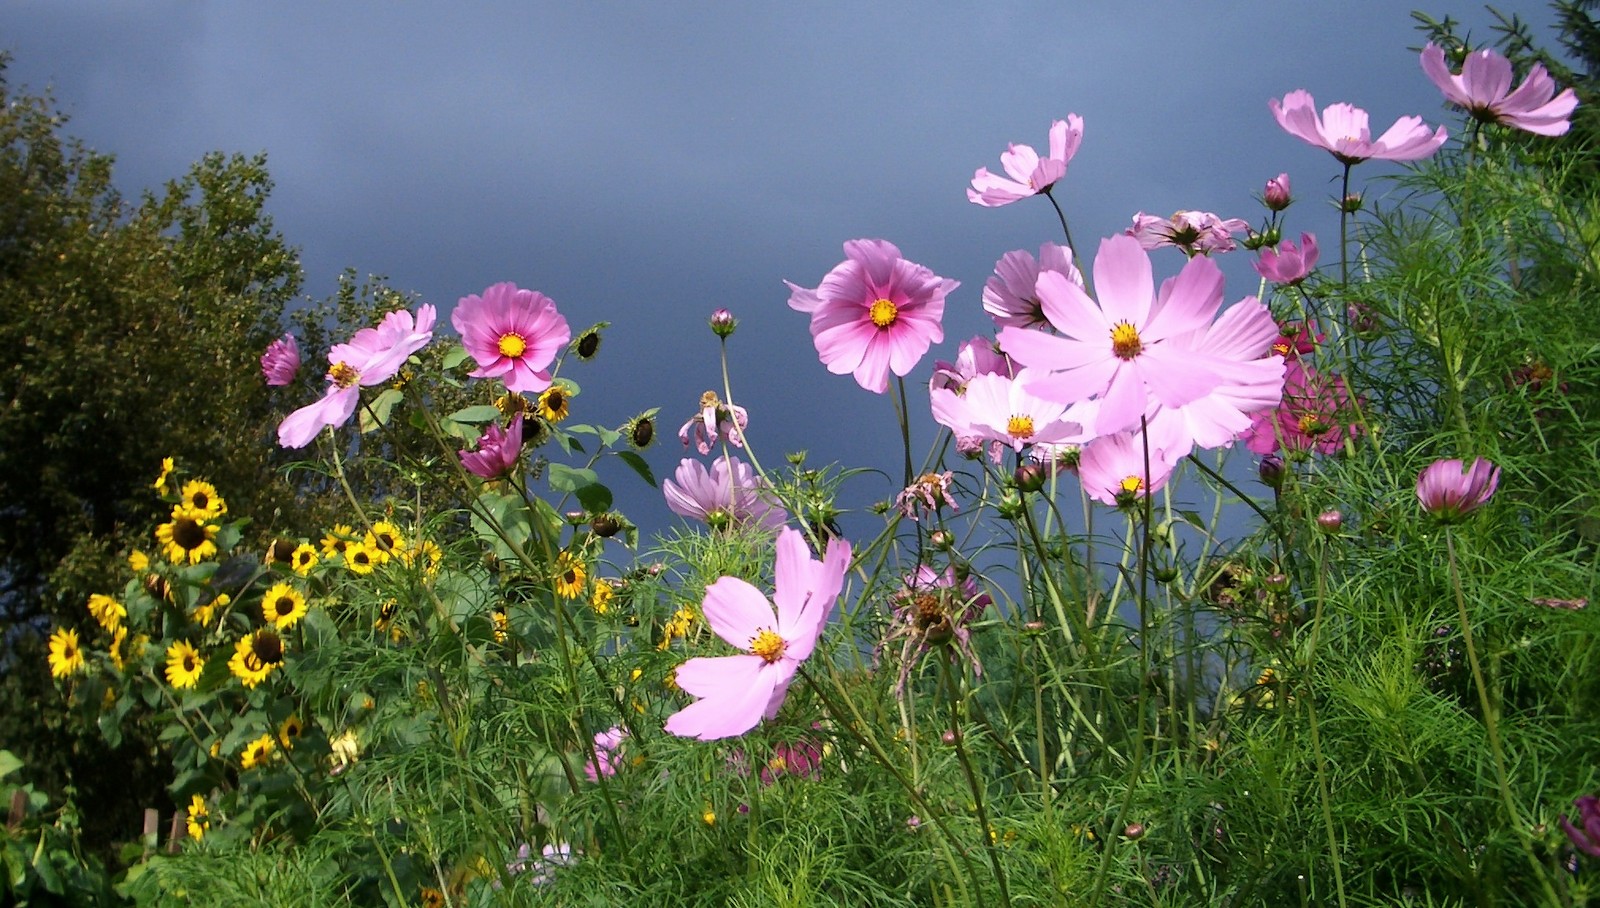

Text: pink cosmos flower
xmin=459 ymin=414 xmax=524 ymax=479
xmin=1263 ymin=173 xmax=1292 ymax=211
xmin=981 ymin=243 xmax=1083 ymax=329
xmin=1076 ymin=430 xmax=1182 ymax=507
xmin=261 ymin=334 xmax=300 ymax=386
xmin=1142 ymin=296 xmax=1286 ymax=456
xmin=931 ymin=368 xmax=1087 ymax=458
xmin=786 ymin=240 xmax=956 ymax=394
xmin=929 ymin=336 xmax=1014 ymax=394
xmin=583 ymin=726 xmax=626 ymax=782
xmin=1242 ymin=360 xmax=1358 ymax=456
xmin=967 ymin=116 xmax=1085 ymax=207
xmin=1253 ymin=233 xmax=1320 ymax=285
xmin=452 ymin=282 xmax=571 ymax=394
xmin=1270 ymin=90 xmax=1447 ymax=164
xmin=1271 ymin=321 xmax=1323 ymax=359
xmin=662 ymin=455 xmax=786 ymax=532
xmin=278 ymin=305 xmax=437 ymax=448
xmin=1126 ymin=211 xmax=1249 ymax=256
xmin=1416 ymin=457 xmax=1500 ymax=520
xmin=998 ymin=234 xmax=1274 ymax=438
xmin=1421 ymin=43 xmax=1577 ymax=136
xmin=678 ymin=390 xmax=748 ymax=454
xmin=664 ymin=527 xmax=851 ymax=740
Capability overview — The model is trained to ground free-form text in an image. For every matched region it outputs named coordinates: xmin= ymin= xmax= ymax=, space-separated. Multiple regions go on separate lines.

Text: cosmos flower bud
xmin=1316 ymin=509 xmax=1343 ymax=533
xmin=1259 ymin=455 xmax=1286 ymax=489
xmin=709 ymin=308 xmax=738 ymax=338
xmin=1013 ymin=463 xmax=1047 ymax=493
xmin=1264 ymin=173 xmax=1292 ymax=211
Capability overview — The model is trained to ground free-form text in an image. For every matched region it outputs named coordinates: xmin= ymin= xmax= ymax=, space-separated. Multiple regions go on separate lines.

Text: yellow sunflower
xmin=399 ymin=539 xmax=442 ymax=577
xmin=109 ymin=626 xmax=129 ymax=672
xmin=290 ymin=543 xmax=319 ymax=576
xmin=240 ymin=734 xmax=275 ymax=770
xmin=591 ymin=580 xmax=615 ymax=615
xmin=185 ymin=794 xmax=209 ymax=841
xmin=86 ymin=593 xmax=126 ymax=632
xmin=537 ymin=384 xmax=571 ymax=423
xmin=277 ymin=714 xmax=304 ymax=750
xmin=178 ymin=479 xmax=227 ymax=520
xmin=193 ymin=593 xmax=228 ymax=627
xmin=128 ymin=549 xmax=150 ymax=573
xmin=321 ymin=523 xmax=356 ymax=558
xmin=420 ymin=887 xmax=445 ymax=908
xmin=155 ymin=507 xmax=219 ymax=564
xmin=47 ymin=627 xmax=84 ymax=679
xmin=228 ymin=630 xmax=284 ymax=689
xmin=165 ymin=640 xmax=205 ymax=690
xmin=364 ymin=521 xmax=406 ymax=562
xmin=344 ymin=542 xmax=379 ymax=575
xmin=260 ymin=583 xmax=308 ymax=630
xmin=152 ymin=456 xmax=175 ymax=494
xmin=553 ymin=551 xmax=586 ymax=599
xmin=491 ymin=608 xmax=509 ymax=643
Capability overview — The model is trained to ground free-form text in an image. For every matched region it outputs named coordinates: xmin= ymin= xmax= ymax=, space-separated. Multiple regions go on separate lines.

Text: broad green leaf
xmin=447 ymin=405 xmax=502 ymax=424
xmin=358 ymin=387 xmax=404 ymax=434
xmin=615 ymin=450 xmax=656 ymax=487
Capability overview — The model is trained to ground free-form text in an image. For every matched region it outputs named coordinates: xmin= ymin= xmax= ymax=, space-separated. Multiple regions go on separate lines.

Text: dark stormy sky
xmin=0 ymin=2 xmax=1567 ymax=547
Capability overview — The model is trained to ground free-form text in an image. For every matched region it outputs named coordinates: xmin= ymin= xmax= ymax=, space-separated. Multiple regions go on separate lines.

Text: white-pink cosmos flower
xmin=968 ymin=116 xmax=1085 ymax=207
xmin=982 ymin=243 xmax=1083 ymax=329
xmin=1270 ymin=90 xmax=1447 ymax=164
xmin=1142 ymin=296 xmax=1286 ymax=456
xmin=1126 ymin=210 xmax=1250 ymax=256
xmin=786 ymin=240 xmax=956 ymax=394
xmin=453 ymin=283 xmax=571 ymax=394
xmin=662 ymin=455 xmax=786 ymax=532
xmin=1421 ymin=43 xmax=1577 ymax=136
xmin=930 ymin=335 xmax=1014 ymax=394
xmin=998 ymin=234 xmax=1275 ymax=438
xmin=1077 ymin=430 xmax=1182 ymax=507
xmin=931 ymin=369 xmax=1087 ymax=458
xmin=664 ymin=527 xmax=851 ymax=741
xmin=278 ymin=305 xmax=437 ymax=448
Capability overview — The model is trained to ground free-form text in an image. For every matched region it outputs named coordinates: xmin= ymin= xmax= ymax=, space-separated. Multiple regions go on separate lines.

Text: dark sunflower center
xmin=546 ymin=390 xmax=566 ymax=410
xmin=563 ymin=569 xmax=578 ymax=585
xmin=183 ymin=655 xmax=196 ymax=671
xmin=192 ymin=491 xmax=210 ymax=510
xmin=577 ymin=332 xmax=600 ymax=358
xmin=270 ymin=539 xmax=295 ymax=562
xmin=631 ymin=418 xmax=655 ymax=447
xmin=173 ymin=518 xmax=206 ymax=549
xmin=252 ymin=633 xmax=284 ymax=665
xmin=374 ymin=533 xmax=396 ymax=552
xmin=273 ymin=596 xmax=296 ymax=617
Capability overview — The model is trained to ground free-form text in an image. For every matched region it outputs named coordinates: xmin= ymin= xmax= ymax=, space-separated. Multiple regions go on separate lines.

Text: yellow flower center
xmin=497 ymin=333 xmax=527 ymax=359
xmin=1006 ymin=415 xmax=1036 ymax=440
xmin=1110 ymin=322 xmax=1143 ymax=359
xmin=869 ymin=298 xmax=898 ymax=328
xmin=749 ymin=628 xmax=787 ymax=663
xmin=1119 ymin=475 xmax=1145 ymax=496
xmin=328 ymin=361 xmax=360 ymax=388
xmin=1297 ymin=414 xmax=1331 ymax=437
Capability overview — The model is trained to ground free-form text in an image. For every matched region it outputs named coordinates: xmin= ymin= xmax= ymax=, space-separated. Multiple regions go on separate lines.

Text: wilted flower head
xmin=889 ymin=564 xmax=991 ymax=694
xmin=1263 ymin=173 xmax=1292 ymax=211
xmin=1127 ymin=210 xmax=1249 ymax=256
xmin=895 ymin=471 xmax=958 ymax=521
xmin=261 ymin=334 xmax=300 ymax=386
xmin=1253 ymin=233 xmax=1319 ymax=285
xmin=1416 ymin=457 xmax=1500 ymax=520
xmin=459 ymin=414 xmax=524 ymax=479
xmin=981 ymin=243 xmax=1082 ymax=330
xmin=662 ymin=455 xmax=786 ymax=532
xmin=967 ymin=116 xmax=1084 ymax=207
xmin=1421 ymin=43 xmax=1577 ymax=136
xmin=453 ymin=282 xmax=572 ymax=394
xmin=679 ymin=391 xmax=748 ymax=454
xmin=1270 ymin=90 xmax=1447 ymax=164
xmin=278 ymin=306 xmax=436 ymax=448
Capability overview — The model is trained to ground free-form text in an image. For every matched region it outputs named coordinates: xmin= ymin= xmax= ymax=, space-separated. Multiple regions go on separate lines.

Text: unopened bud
xmin=1264 ymin=572 xmax=1290 ymax=593
xmin=995 ymin=492 xmax=1025 ymax=520
xmin=1124 ymin=823 xmax=1147 ymax=840
xmin=929 ymin=529 xmax=953 ymax=551
xmin=941 ymin=729 xmax=958 ymax=746
xmin=1340 ymin=193 xmax=1364 ymax=214
xmin=1264 ymin=173 xmax=1292 ymax=211
xmin=564 ymin=509 xmax=587 ymax=525
xmin=1317 ymin=509 xmax=1343 ymax=533
xmin=709 ymin=308 xmax=737 ymax=339
xmin=1013 ymin=463 xmax=1047 ymax=493
xmin=1258 ymin=454 xmax=1286 ymax=489
xmin=1153 ymin=565 xmax=1179 ymax=583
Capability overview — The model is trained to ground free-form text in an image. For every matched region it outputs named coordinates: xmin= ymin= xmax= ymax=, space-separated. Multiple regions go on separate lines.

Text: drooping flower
xmin=1242 ymin=360 xmax=1358 ymax=456
xmin=1253 ymin=233 xmax=1320 ymax=285
xmin=1263 ymin=173 xmax=1292 ymax=211
xmin=47 ymin=627 xmax=84 ymax=679
xmin=261 ymin=583 xmax=308 ymax=630
xmin=889 ymin=565 xmax=991 ymax=694
xmin=584 ymin=726 xmax=626 ymax=782
xmin=999 ymin=234 xmax=1277 ymax=437
xmin=895 ymin=471 xmax=959 ymax=521
xmin=786 ymin=239 xmax=956 ymax=394
xmin=1270 ymin=90 xmax=1447 ymax=164
xmin=967 ymin=116 xmax=1085 ymax=207
xmin=981 ymin=243 xmax=1082 ymax=330
xmin=452 ymin=283 xmax=571 ymax=394
xmin=678 ymin=391 xmax=748 ymax=454
xmin=460 ymin=414 xmax=524 ymax=479
xmin=664 ymin=527 xmax=851 ymax=740
xmin=1126 ymin=210 xmax=1249 ymax=256
xmin=662 ymin=455 xmax=787 ymax=532
xmin=1421 ymin=43 xmax=1577 ymax=136
xmin=86 ymin=594 xmax=126 ymax=632
xmin=260 ymin=334 xmax=301 ymax=386
xmin=1561 ymin=794 xmax=1600 ymax=858
xmin=155 ymin=507 xmax=220 ymax=565
xmin=278 ymin=305 xmax=437 ymax=448
xmin=931 ymin=368 xmax=1087 ymax=458
xmin=1416 ymin=457 xmax=1500 ymax=520
xmin=1076 ymin=430 xmax=1182 ymax=508
xmin=165 ymin=640 xmax=205 ymax=690
xmin=185 ymin=795 xmax=209 ymax=841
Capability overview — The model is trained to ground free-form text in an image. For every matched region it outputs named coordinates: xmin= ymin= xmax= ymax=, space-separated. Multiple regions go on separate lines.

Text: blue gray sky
xmin=1 ymin=2 xmax=1566 ymax=546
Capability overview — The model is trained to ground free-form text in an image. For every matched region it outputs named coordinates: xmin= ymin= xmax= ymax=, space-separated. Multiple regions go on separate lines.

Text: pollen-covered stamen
xmin=1109 ymin=322 xmax=1143 ymax=359
xmin=1297 ymin=414 xmax=1331 ymax=437
xmin=749 ymin=628 xmax=787 ymax=663
xmin=869 ymin=298 xmax=899 ymax=328
xmin=699 ymin=390 xmax=720 ymax=409
xmin=1119 ymin=475 xmax=1145 ymax=496
xmin=497 ymin=333 xmax=527 ymax=359
xmin=328 ymin=361 xmax=360 ymax=388
xmin=1006 ymin=415 xmax=1036 ymax=440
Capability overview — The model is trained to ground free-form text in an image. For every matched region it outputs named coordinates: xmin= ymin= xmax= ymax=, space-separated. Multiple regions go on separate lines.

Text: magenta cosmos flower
xmin=278 ymin=305 xmax=437 ymax=448
xmin=1416 ymin=457 xmax=1500 ymax=520
xmin=981 ymin=243 xmax=1082 ymax=330
xmin=460 ymin=414 xmax=524 ymax=479
xmin=1421 ymin=44 xmax=1577 ymax=136
xmin=662 ymin=455 xmax=787 ymax=532
xmin=967 ymin=116 xmax=1084 ymax=207
xmin=1126 ymin=210 xmax=1249 ymax=256
xmin=261 ymin=334 xmax=300 ymax=386
xmin=664 ymin=527 xmax=851 ymax=740
xmin=1242 ymin=360 xmax=1357 ymax=457
xmin=583 ymin=726 xmax=626 ymax=782
xmin=1263 ymin=173 xmax=1292 ymax=211
xmin=998 ymin=234 xmax=1276 ymax=438
xmin=1254 ymin=233 xmax=1320 ymax=285
xmin=1270 ymin=90 xmax=1447 ymax=164
xmin=452 ymin=282 xmax=571 ymax=394
xmin=786 ymin=240 xmax=957 ymax=394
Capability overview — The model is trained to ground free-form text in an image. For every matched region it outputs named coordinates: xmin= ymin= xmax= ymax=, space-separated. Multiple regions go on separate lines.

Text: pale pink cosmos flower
xmin=662 ymin=455 xmax=786 ymax=532
xmin=931 ymin=368 xmax=1087 ymax=459
xmin=929 ymin=335 xmax=1014 ymax=394
xmin=278 ymin=305 xmax=437 ymax=448
xmin=1142 ymin=296 xmax=1286 ymax=456
xmin=664 ymin=527 xmax=851 ymax=741
xmin=998 ymin=234 xmax=1274 ymax=438
xmin=1263 ymin=173 xmax=1292 ymax=211
xmin=1416 ymin=457 xmax=1500 ymax=520
xmin=786 ymin=240 xmax=956 ymax=394
xmin=981 ymin=243 xmax=1083 ymax=330
xmin=1242 ymin=359 xmax=1358 ymax=456
xmin=1421 ymin=43 xmax=1577 ymax=136
xmin=1254 ymin=233 xmax=1320 ymax=285
xmin=583 ymin=726 xmax=626 ymax=782
xmin=452 ymin=282 xmax=571 ymax=394
xmin=459 ymin=414 xmax=524 ymax=479
xmin=261 ymin=334 xmax=300 ymax=386
xmin=967 ymin=116 xmax=1085 ymax=207
xmin=1270 ymin=90 xmax=1447 ymax=164
xmin=1126 ymin=211 xmax=1250 ymax=256
xmin=1076 ymin=430 xmax=1182 ymax=508
xmin=678 ymin=390 xmax=748 ymax=454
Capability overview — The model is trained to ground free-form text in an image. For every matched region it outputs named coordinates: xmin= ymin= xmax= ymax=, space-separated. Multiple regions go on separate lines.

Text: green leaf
xmin=574 ymin=482 xmax=613 ymax=514
xmin=472 ymin=491 xmax=534 ymax=564
xmin=441 ymin=343 xmax=472 ymax=371
xmin=615 ymin=450 xmax=656 ymax=487
xmin=546 ymin=463 xmax=598 ymax=493
xmin=359 ymin=387 xmax=404 ymax=434
xmin=447 ymin=405 xmax=502 ymax=424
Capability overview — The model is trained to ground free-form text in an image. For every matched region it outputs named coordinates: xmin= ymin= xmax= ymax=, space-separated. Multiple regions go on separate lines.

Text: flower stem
xmin=938 ymin=656 xmax=1013 ymax=908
